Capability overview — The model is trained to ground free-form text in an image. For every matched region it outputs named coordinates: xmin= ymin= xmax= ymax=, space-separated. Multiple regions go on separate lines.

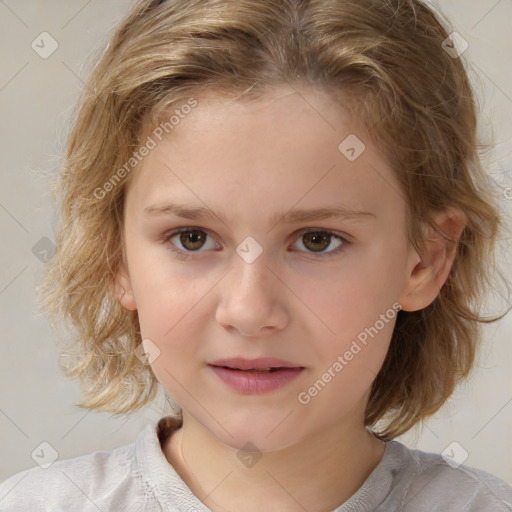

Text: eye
xmin=164 ymin=228 xmax=219 ymax=259
xmin=162 ymin=227 xmax=349 ymax=259
xmin=291 ymin=228 xmax=347 ymax=257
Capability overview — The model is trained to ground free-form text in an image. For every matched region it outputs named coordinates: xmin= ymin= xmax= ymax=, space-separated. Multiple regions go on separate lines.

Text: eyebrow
xmin=143 ymin=202 xmax=376 ymax=226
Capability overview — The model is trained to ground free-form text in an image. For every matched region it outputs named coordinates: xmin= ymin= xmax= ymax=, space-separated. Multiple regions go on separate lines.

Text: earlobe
xmin=399 ymin=208 xmax=466 ymax=312
xmin=113 ymin=260 xmax=137 ymax=312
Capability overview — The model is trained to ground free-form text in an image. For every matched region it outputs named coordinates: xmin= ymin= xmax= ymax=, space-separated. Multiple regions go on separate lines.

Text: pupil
xmin=305 ymin=232 xmax=329 ymax=252
xmin=181 ymin=231 xmax=204 ymax=250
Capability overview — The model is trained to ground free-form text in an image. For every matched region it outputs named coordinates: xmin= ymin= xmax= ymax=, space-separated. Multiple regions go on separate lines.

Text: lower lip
xmin=208 ymin=365 xmax=304 ymax=393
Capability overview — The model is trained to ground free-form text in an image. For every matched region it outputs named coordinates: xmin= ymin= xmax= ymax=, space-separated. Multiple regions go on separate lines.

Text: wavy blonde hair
xmin=39 ymin=0 xmax=510 ymax=440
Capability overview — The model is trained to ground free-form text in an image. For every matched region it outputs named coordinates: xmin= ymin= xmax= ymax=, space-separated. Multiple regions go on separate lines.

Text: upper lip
xmin=209 ymin=357 xmax=303 ymax=370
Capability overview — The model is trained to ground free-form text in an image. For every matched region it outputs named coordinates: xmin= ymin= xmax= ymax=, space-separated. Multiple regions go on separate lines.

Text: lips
xmin=209 ymin=363 xmax=305 ymax=393
xmin=209 ymin=357 xmax=303 ymax=371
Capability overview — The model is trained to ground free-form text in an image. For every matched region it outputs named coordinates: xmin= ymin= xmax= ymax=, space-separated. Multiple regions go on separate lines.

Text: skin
xmin=115 ymin=84 xmax=465 ymax=512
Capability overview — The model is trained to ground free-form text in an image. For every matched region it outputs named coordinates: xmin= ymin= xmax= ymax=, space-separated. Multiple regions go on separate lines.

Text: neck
xmin=161 ymin=412 xmax=386 ymax=512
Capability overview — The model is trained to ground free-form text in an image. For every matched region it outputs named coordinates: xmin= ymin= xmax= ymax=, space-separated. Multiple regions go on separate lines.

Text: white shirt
xmin=1 ymin=416 xmax=511 ymax=511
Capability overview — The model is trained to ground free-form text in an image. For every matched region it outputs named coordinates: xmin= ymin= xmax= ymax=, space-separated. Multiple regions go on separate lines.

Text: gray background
xmin=1 ymin=0 xmax=511 ymax=484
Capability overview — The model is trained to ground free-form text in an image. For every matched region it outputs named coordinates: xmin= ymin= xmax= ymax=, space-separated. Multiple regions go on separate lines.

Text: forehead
xmin=126 ymin=86 xmax=405 ymax=227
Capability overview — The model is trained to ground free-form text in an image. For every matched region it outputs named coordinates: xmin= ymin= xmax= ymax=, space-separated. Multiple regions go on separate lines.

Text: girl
xmin=1 ymin=0 xmax=511 ymax=510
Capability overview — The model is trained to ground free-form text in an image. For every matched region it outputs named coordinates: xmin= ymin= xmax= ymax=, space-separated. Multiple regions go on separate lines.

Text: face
xmin=116 ymin=85 xmax=423 ymax=451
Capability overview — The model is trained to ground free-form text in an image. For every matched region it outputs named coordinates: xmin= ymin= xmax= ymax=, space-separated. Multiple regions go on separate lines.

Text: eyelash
xmin=161 ymin=227 xmax=350 ymax=260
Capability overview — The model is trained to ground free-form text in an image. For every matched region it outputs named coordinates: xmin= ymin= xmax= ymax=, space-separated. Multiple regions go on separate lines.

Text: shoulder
xmin=384 ymin=440 xmax=512 ymax=511
xmin=0 ymin=433 xmax=151 ymax=512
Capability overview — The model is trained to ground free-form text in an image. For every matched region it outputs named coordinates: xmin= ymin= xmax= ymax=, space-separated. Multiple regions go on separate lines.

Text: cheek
xmin=288 ymin=240 xmax=402 ymax=393
xmin=149 ymin=335 xmax=197 ymax=387
xmin=140 ymin=303 xmax=209 ymax=405
xmin=136 ymin=285 xmax=206 ymax=344
xmin=299 ymin=311 xmax=397 ymax=414
xmin=126 ymin=241 xmax=211 ymax=334
xmin=291 ymin=241 xmax=404 ymax=341
xmin=126 ymin=247 xmax=214 ymax=369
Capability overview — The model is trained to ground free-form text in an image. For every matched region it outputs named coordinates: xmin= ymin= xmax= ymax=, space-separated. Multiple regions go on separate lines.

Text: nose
xmin=215 ymin=253 xmax=288 ymax=337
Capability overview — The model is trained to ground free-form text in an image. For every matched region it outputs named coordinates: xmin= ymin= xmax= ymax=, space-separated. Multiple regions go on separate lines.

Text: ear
xmin=399 ymin=208 xmax=466 ymax=312
xmin=113 ymin=259 xmax=137 ymax=311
